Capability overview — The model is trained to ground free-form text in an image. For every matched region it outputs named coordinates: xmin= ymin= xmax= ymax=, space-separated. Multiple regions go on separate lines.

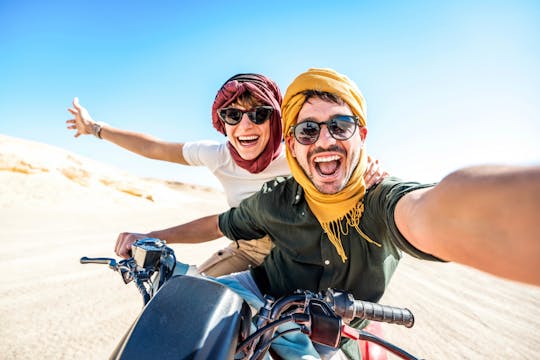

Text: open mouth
xmin=313 ymin=155 xmax=341 ymax=177
xmin=238 ymin=135 xmax=259 ymax=146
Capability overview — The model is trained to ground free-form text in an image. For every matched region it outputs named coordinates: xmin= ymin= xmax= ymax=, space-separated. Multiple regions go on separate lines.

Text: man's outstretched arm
xmin=395 ymin=165 xmax=540 ymax=286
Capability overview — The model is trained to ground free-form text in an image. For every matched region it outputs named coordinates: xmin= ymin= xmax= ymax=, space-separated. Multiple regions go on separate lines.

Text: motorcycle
xmin=81 ymin=238 xmax=422 ymax=360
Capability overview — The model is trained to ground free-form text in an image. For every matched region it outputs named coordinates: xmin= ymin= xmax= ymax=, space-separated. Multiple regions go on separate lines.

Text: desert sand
xmin=1 ymin=133 xmax=539 ymax=359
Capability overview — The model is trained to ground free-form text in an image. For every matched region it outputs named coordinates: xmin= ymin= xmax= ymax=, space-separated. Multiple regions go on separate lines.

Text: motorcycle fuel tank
xmin=110 ymin=275 xmax=251 ymax=360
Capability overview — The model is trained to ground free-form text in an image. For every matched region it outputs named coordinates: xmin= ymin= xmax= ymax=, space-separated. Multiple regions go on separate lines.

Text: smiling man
xmin=287 ymin=94 xmax=364 ymax=194
xmin=116 ymin=68 xmax=540 ymax=359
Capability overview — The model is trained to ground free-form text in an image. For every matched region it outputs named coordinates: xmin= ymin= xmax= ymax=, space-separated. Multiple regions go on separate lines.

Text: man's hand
xmin=66 ymin=97 xmax=95 ymax=137
xmin=115 ymin=232 xmax=150 ymax=258
xmin=364 ymin=155 xmax=389 ymax=189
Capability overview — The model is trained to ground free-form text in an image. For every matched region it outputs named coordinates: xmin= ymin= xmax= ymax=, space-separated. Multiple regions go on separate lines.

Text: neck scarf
xmin=211 ymin=73 xmax=283 ymax=174
xmin=282 ymin=68 xmax=380 ymax=262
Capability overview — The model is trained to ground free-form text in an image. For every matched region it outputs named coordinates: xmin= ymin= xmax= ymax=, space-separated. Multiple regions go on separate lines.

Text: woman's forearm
xmin=100 ymin=125 xmax=187 ymax=164
xmin=148 ymin=214 xmax=224 ymax=244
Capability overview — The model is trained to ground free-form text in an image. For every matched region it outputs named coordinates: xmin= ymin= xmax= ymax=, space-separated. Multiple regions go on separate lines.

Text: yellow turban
xmin=282 ymin=68 xmax=380 ymax=262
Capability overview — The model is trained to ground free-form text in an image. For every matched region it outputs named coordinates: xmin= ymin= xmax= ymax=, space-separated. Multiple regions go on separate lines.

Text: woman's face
xmin=223 ymin=98 xmax=272 ymax=161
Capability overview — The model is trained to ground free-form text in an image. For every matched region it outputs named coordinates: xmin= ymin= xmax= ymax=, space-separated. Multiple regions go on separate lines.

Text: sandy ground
xmin=1 ymin=134 xmax=539 ymax=359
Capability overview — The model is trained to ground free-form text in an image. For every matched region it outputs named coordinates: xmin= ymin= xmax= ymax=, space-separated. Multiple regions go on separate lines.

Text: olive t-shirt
xmin=219 ymin=176 xmax=442 ymax=359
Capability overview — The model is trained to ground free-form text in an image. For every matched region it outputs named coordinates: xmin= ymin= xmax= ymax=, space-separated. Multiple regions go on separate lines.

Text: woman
xmin=66 ymin=73 xmax=387 ymax=276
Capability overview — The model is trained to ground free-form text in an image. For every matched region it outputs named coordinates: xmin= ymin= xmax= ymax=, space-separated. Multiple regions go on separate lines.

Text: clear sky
xmin=1 ymin=0 xmax=539 ymax=189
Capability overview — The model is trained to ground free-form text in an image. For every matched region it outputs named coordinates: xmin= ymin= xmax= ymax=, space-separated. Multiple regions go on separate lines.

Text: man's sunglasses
xmin=217 ymin=106 xmax=274 ymax=126
xmin=289 ymin=115 xmax=359 ymax=145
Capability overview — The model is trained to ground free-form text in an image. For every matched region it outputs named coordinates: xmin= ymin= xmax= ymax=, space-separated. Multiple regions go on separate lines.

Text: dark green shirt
xmin=218 ymin=176 xmax=441 ymax=358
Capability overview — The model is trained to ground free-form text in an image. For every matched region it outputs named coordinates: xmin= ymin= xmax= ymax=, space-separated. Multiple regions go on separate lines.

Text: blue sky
xmin=1 ymin=0 xmax=539 ymax=188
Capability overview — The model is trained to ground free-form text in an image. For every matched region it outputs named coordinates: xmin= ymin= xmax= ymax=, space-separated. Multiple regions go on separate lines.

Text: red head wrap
xmin=211 ymin=73 xmax=283 ymax=174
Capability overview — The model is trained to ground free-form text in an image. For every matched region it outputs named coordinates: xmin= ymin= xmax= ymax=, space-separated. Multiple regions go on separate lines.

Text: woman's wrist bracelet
xmin=91 ymin=121 xmax=108 ymax=139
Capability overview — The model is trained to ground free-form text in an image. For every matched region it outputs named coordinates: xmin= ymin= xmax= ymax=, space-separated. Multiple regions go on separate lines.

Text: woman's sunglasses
xmin=289 ymin=115 xmax=359 ymax=145
xmin=217 ymin=106 xmax=274 ymax=126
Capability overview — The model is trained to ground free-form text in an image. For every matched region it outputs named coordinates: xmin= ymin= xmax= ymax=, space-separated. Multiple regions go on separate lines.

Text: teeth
xmin=314 ymin=155 xmax=340 ymax=163
xmin=239 ymin=135 xmax=259 ymax=141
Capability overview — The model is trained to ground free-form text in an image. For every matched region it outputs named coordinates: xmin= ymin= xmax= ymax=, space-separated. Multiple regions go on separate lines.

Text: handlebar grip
xmin=353 ymin=300 xmax=414 ymax=328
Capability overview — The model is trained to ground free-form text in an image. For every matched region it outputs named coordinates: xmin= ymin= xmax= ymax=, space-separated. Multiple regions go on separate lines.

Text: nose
xmin=237 ymin=113 xmax=254 ymax=129
xmin=316 ymin=124 xmax=336 ymax=146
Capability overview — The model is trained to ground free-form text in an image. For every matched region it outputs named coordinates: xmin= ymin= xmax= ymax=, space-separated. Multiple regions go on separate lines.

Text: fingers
xmin=364 ymin=159 xmax=376 ymax=187
xmin=115 ymin=232 xmax=147 ymax=258
xmin=67 ymin=99 xmax=96 ymax=136
xmin=65 ymin=119 xmax=80 ymax=137
xmin=365 ymin=170 xmax=386 ymax=189
xmin=364 ymin=156 xmax=388 ymax=189
xmin=115 ymin=232 xmax=135 ymax=258
xmin=365 ymin=173 xmax=377 ymax=189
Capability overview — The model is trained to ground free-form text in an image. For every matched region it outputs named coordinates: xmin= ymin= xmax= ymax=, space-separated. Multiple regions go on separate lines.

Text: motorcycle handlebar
xmin=353 ymin=300 xmax=414 ymax=328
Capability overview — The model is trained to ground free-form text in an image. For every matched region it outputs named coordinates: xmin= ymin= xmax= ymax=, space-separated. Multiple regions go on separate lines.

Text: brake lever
xmin=80 ymin=256 xmax=118 ymax=270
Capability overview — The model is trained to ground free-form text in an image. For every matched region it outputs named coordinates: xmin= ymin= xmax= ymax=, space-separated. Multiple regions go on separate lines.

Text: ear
xmin=359 ymin=126 xmax=368 ymax=142
xmin=285 ymin=135 xmax=296 ymax=157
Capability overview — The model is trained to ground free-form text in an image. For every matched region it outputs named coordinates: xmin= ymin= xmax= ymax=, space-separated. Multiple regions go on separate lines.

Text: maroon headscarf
xmin=211 ymin=73 xmax=283 ymax=174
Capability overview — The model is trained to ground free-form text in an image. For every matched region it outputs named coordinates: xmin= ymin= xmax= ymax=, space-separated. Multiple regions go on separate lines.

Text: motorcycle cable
xmin=235 ymin=313 xmax=309 ymax=356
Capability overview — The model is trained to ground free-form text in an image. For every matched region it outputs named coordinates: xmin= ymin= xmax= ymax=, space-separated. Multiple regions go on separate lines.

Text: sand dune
xmin=1 ymin=134 xmax=539 ymax=359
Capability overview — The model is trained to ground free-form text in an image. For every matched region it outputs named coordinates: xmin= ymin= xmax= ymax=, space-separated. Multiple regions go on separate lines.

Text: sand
xmin=1 ymin=133 xmax=539 ymax=359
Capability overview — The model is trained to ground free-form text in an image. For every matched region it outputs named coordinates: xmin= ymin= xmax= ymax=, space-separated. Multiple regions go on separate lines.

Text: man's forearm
xmin=147 ymin=214 xmax=224 ymax=244
xmin=399 ymin=165 xmax=540 ymax=285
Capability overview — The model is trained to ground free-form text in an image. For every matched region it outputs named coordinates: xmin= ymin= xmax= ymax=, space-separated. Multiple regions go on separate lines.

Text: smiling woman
xmin=219 ymin=96 xmax=273 ymax=162
xmin=66 ymin=73 xmax=289 ymax=277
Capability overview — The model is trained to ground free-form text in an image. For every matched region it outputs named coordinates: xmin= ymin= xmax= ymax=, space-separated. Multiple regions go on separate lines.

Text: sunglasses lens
xmin=293 ymin=116 xmax=357 ymax=145
xmin=328 ymin=116 xmax=357 ymax=140
xmin=219 ymin=106 xmax=273 ymax=125
xmin=294 ymin=122 xmax=320 ymax=145
xmin=220 ymin=108 xmax=243 ymax=125
xmin=249 ymin=107 xmax=273 ymax=124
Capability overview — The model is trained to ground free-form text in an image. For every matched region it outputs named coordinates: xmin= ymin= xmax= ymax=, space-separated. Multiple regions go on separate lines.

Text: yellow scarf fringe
xmin=320 ymin=201 xmax=381 ymax=262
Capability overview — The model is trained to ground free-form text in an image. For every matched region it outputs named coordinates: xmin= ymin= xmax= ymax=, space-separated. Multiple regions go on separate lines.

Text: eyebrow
xmin=297 ymin=116 xmax=318 ymax=123
xmin=297 ymin=114 xmax=353 ymax=123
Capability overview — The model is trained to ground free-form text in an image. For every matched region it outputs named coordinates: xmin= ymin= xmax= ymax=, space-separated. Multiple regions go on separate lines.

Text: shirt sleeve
xmin=182 ymin=140 xmax=225 ymax=171
xmin=367 ymin=177 xmax=445 ymax=262
xmin=218 ymin=176 xmax=292 ymax=241
xmin=218 ymin=191 xmax=268 ymax=241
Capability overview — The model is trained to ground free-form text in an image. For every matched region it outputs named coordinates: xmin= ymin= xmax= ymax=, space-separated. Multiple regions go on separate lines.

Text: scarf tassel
xmin=321 ymin=202 xmax=382 ymax=263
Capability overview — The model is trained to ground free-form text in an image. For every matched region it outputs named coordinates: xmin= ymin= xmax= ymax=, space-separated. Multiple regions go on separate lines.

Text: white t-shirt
xmin=182 ymin=140 xmax=290 ymax=207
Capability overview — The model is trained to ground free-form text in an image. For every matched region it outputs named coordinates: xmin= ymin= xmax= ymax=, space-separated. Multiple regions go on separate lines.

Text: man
xmin=116 ymin=68 xmax=540 ymax=359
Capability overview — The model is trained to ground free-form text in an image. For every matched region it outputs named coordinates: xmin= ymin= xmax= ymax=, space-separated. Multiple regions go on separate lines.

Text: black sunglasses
xmin=290 ymin=115 xmax=359 ymax=145
xmin=217 ymin=106 xmax=274 ymax=126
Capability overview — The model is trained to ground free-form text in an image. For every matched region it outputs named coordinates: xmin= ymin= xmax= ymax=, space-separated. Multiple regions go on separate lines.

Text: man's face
xmin=286 ymin=97 xmax=367 ymax=194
